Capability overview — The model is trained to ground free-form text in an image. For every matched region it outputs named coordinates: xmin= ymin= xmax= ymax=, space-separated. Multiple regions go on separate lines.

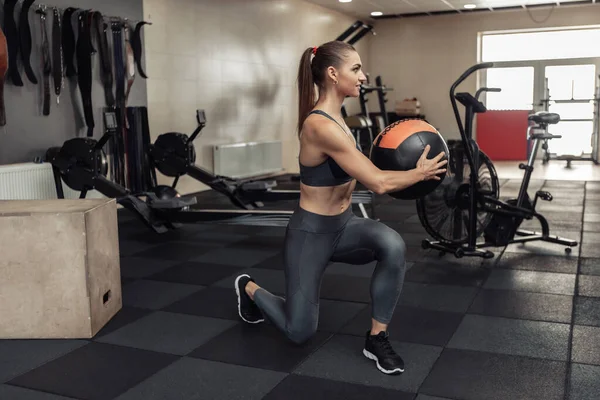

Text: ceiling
xmin=304 ymin=0 xmax=597 ymax=19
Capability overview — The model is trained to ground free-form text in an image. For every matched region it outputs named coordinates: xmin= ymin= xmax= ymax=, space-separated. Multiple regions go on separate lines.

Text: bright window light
xmin=482 ymin=28 xmax=600 ymax=62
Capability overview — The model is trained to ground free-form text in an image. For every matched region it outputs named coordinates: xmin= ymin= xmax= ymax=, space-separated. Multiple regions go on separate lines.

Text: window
xmin=482 ymin=28 xmax=600 ymax=62
xmin=485 ymin=67 xmax=534 ymax=110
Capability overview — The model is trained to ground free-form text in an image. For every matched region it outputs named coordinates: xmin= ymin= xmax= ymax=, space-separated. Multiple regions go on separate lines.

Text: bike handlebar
xmin=450 ymin=62 xmax=495 ymax=97
xmin=475 ymin=87 xmax=501 ymax=101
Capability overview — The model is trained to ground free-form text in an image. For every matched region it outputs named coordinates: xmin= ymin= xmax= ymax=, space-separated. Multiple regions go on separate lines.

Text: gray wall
xmin=0 ymin=0 xmax=147 ymax=165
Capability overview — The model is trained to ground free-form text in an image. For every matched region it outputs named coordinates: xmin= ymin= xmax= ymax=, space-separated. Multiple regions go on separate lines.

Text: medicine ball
xmin=370 ymin=119 xmax=449 ymax=200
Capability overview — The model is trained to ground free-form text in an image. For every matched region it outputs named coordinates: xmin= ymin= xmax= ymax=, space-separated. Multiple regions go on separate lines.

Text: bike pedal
xmin=536 ymin=190 xmax=553 ymax=201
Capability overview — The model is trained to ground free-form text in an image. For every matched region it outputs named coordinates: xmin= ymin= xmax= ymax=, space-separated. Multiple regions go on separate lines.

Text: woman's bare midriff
xmin=299 ymin=180 xmax=356 ymax=216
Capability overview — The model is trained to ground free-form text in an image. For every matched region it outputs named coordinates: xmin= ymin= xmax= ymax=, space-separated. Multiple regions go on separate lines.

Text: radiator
xmin=213 ymin=140 xmax=283 ymax=179
xmin=0 ymin=162 xmax=103 ymax=200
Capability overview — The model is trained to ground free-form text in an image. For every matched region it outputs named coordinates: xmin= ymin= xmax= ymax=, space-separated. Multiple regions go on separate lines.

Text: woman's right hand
xmin=416 ymin=145 xmax=448 ymax=181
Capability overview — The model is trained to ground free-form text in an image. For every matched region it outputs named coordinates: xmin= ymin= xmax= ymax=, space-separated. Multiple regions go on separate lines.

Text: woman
xmin=234 ymin=41 xmax=446 ymax=375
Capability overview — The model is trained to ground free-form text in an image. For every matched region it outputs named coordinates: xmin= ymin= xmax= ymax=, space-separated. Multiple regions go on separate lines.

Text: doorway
xmin=481 ymin=59 xmax=600 ymax=164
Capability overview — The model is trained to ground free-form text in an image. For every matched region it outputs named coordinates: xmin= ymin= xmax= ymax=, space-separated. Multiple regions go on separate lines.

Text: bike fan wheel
xmin=416 ymin=146 xmax=499 ymax=245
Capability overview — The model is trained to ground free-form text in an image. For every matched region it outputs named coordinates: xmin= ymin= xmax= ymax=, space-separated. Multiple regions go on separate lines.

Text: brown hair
xmin=296 ymin=40 xmax=357 ymax=136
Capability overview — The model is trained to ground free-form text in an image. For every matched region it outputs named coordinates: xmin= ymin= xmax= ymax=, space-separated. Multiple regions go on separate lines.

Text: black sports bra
xmin=299 ymin=110 xmax=359 ymax=187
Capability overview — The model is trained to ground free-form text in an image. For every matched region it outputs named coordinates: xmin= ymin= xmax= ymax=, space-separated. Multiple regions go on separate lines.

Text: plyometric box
xmin=0 ymin=199 xmax=122 ymax=339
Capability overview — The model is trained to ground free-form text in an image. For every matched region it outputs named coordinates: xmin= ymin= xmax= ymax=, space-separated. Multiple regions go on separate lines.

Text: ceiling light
xmin=464 ymin=4 xmax=476 ymax=9
xmin=371 ymin=11 xmax=383 ymax=16
xmin=339 ymin=0 xmax=352 ymax=3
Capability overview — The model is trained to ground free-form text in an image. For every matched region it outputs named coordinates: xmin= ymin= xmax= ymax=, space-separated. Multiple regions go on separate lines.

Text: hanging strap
xmin=112 ymin=21 xmax=126 ymax=109
xmin=52 ymin=7 xmax=64 ymax=102
xmin=5 ymin=0 xmax=24 ymax=86
xmin=19 ymin=0 xmax=38 ymax=84
xmin=76 ymin=10 xmax=95 ymax=136
xmin=0 ymin=26 xmax=8 ymax=127
xmin=61 ymin=7 xmax=78 ymax=77
xmin=91 ymin=12 xmax=115 ymax=107
xmin=124 ymin=22 xmax=136 ymax=107
xmin=112 ymin=20 xmax=127 ymax=186
xmin=132 ymin=21 xmax=150 ymax=79
xmin=36 ymin=6 xmax=51 ymax=116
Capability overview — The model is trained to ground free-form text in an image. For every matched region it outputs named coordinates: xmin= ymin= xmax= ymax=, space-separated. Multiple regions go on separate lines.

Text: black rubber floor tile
xmin=405 ymin=260 xmax=491 ymax=287
xmin=96 ymin=311 xmax=237 ymax=356
xmin=146 ymin=260 xmax=244 ymax=286
xmin=164 ymin=286 xmax=240 ymax=320
xmin=263 ymin=374 xmax=413 ymax=400
xmin=469 ymin=289 xmax=573 ymax=323
xmin=568 ymin=363 xmax=600 ymax=400
xmin=131 ymin=242 xmax=215 ymax=261
xmin=583 ymin=214 xmax=600 ymax=223
xmin=399 ymin=282 xmax=479 ymax=313
xmin=580 ymin=258 xmax=600 ymax=276
xmin=212 ymin=267 xmax=286 ymax=296
xmin=115 ymin=357 xmax=285 ymax=400
xmin=251 ymin=252 xmax=284 ymax=270
xmin=233 ymin=234 xmax=286 ymax=249
xmin=504 ymin=239 xmax=579 ymax=257
xmin=339 ymin=306 xmax=463 ymax=346
xmin=484 ymin=269 xmax=576 ymax=295
xmin=94 ymin=307 xmax=153 ymax=338
xmin=122 ymin=280 xmax=204 ymax=310
xmin=188 ymin=324 xmax=332 ymax=373
xmin=545 ymin=180 xmax=585 ymax=188
xmin=585 ymin=201 xmax=600 ymax=213
xmin=320 ymin=274 xmax=372 ymax=303
xmin=124 ymin=224 xmax=212 ymax=244
xmin=578 ymin=275 xmax=600 ymax=297
xmin=520 ymin=219 xmax=583 ymax=233
xmin=581 ymin=245 xmax=600 ymax=258
xmin=181 ymin=230 xmax=249 ymax=247
xmin=572 ymin=325 xmax=600 ymax=365
xmin=583 ymin=221 xmax=600 ymax=232
xmin=0 ymin=385 xmax=76 ymax=399
xmin=118 ymin=240 xmax=160 ymax=258
xmin=447 ymin=314 xmax=570 ymax=361
xmin=192 ymin=246 xmax=279 ymax=267
xmin=119 ymin=257 xmax=180 ymax=279
xmin=0 ymin=340 xmax=87 ymax=383
xmin=494 ymin=252 xmax=578 ymax=274
xmin=324 ymin=260 xmax=377 ymax=278
xmin=294 ymin=334 xmax=442 ymax=393
xmin=7 ymin=342 xmax=178 ymax=400
xmin=419 ymin=348 xmax=566 ymax=400
xmin=574 ymin=296 xmax=600 ymax=327
xmin=317 ymin=299 xmax=368 ymax=333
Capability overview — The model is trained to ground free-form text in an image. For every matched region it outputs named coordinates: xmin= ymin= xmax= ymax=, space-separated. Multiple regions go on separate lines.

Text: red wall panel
xmin=476 ymin=110 xmax=530 ymax=161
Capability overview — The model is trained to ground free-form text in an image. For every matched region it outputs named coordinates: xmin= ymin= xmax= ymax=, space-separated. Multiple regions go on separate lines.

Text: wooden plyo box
xmin=0 ymin=199 xmax=122 ymax=339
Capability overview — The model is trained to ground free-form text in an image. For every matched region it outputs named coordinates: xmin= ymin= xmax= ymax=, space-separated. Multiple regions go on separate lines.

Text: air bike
xmin=416 ymin=62 xmax=578 ymax=259
xmin=149 ymin=110 xmax=375 ymax=218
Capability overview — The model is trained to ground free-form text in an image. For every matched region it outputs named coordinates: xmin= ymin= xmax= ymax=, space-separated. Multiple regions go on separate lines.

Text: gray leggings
xmin=253 ymin=206 xmax=407 ymax=344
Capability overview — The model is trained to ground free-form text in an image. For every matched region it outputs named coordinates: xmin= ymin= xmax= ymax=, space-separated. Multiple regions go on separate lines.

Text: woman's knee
xmin=286 ymin=324 xmax=318 ymax=345
xmin=377 ymin=228 xmax=407 ymax=262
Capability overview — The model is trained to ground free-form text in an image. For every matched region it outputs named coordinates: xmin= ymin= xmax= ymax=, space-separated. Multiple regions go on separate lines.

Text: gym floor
xmin=1 ymin=173 xmax=599 ymax=400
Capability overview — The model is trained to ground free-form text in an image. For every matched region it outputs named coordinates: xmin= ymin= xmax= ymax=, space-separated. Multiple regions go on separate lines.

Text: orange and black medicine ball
xmin=370 ymin=119 xmax=449 ymax=200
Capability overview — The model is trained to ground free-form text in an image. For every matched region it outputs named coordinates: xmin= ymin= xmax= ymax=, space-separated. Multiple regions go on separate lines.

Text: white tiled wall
xmin=142 ymin=0 xmax=370 ymax=195
xmin=368 ymin=4 xmax=600 ymax=140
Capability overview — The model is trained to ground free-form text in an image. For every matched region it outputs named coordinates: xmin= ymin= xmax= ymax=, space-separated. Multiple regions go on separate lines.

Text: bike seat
xmin=529 ymin=112 xmax=560 ymax=125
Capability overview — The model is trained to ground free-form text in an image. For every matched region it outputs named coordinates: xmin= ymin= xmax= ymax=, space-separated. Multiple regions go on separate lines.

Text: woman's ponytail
xmin=296 ymin=47 xmax=316 ymax=136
